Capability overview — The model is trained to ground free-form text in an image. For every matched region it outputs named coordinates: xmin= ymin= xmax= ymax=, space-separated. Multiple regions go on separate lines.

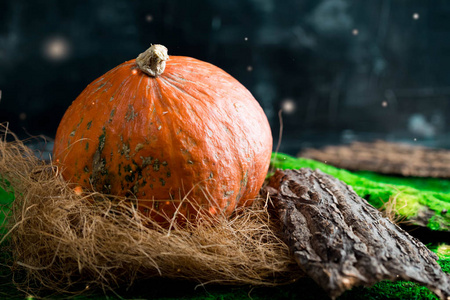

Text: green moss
xmin=435 ymin=244 xmax=450 ymax=258
xmin=430 ymin=244 xmax=450 ymax=273
xmin=270 ymin=153 xmax=450 ymax=231
xmin=0 ymin=179 xmax=14 ymax=239
xmin=342 ymin=281 xmax=440 ymax=300
xmin=354 ymin=170 xmax=450 ymax=193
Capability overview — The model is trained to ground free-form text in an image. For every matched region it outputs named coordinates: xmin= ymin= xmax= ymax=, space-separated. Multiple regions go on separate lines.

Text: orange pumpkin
xmin=53 ymin=44 xmax=272 ymax=224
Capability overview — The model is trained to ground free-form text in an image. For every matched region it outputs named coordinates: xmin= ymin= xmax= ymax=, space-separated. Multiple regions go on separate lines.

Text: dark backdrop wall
xmin=1 ymin=0 xmax=449 ymax=155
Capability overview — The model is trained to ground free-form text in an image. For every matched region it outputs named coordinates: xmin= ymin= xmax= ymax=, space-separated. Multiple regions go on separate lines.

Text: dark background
xmin=1 ymin=0 xmax=450 ymax=155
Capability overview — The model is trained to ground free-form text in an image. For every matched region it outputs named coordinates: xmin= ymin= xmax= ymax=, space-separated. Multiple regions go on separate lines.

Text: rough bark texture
xmin=300 ymin=140 xmax=450 ymax=178
xmin=265 ymin=168 xmax=450 ymax=300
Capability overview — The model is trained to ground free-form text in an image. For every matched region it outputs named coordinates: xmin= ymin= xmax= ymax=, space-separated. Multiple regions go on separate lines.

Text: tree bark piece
xmin=300 ymin=140 xmax=450 ymax=178
xmin=265 ymin=168 xmax=450 ymax=300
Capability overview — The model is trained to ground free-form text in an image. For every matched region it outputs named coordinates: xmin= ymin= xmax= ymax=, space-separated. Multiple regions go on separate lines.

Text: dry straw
xmin=0 ymin=125 xmax=301 ymax=296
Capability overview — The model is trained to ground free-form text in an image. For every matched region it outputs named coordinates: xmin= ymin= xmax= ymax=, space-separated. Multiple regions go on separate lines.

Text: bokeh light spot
xmin=43 ymin=36 xmax=71 ymax=61
xmin=281 ymin=99 xmax=296 ymax=114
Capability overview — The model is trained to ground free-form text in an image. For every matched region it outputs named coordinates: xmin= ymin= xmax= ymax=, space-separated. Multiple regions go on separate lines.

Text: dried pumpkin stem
xmin=136 ymin=44 xmax=169 ymax=77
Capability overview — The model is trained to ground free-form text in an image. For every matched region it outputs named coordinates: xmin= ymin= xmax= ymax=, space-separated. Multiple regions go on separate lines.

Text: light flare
xmin=43 ymin=36 xmax=71 ymax=61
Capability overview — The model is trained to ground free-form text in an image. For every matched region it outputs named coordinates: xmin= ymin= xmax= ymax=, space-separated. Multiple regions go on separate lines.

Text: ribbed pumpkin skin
xmin=53 ymin=56 xmax=272 ymax=223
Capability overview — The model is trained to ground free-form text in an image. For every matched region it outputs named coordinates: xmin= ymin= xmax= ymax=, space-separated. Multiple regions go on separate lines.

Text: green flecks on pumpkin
xmin=141 ymin=156 xmax=153 ymax=168
xmin=99 ymin=158 xmax=108 ymax=175
xmin=109 ymin=96 xmax=114 ymax=102
xmin=139 ymin=179 xmax=148 ymax=190
xmin=125 ymin=172 xmax=135 ymax=183
xmin=125 ymin=105 xmax=138 ymax=122
xmin=187 ymin=160 xmax=194 ymax=164
xmin=94 ymin=82 xmax=106 ymax=93
xmin=108 ymin=108 xmax=116 ymax=123
xmin=90 ymin=127 xmax=107 ymax=188
xmin=85 ymin=142 xmax=89 ymax=151
xmin=162 ymin=161 xmax=168 ymax=166
xmin=235 ymin=171 xmax=249 ymax=205
xmin=87 ymin=121 xmax=92 ymax=130
xmin=69 ymin=117 xmax=84 ymax=137
xmin=159 ymin=178 xmax=166 ymax=186
xmin=121 ymin=143 xmax=131 ymax=160
xmin=153 ymin=159 xmax=160 ymax=171
xmin=166 ymin=171 xmax=171 ymax=178
xmin=84 ymin=166 xmax=89 ymax=173
xmin=135 ymin=143 xmax=144 ymax=153
xmin=224 ymin=200 xmax=231 ymax=210
xmin=98 ymin=127 xmax=106 ymax=151
xmin=241 ymin=170 xmax=249 ymax=187
xmin=132 ymin=185 xmax=139 ymax=194
xmin=123 ymin=164 xmax=132 ymax=173
xmin=117 ymin=162 xmax=122 ymax=176
xmin=224 ymin=190 xmax=234 ymax=197
xmin=131 ymin=159 xmax=144 ymax=180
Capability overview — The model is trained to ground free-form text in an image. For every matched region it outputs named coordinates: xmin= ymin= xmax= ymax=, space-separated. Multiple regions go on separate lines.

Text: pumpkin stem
xmin=136 ymin=44 xmax=169 ymax=77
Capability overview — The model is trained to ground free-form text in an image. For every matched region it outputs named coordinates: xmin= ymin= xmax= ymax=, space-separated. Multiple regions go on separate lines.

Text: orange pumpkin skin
xmin=53 ymin=50 xmax=272 ymax=223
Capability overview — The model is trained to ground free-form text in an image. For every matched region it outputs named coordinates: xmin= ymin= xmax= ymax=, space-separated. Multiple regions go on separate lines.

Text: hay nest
xmin=0 ymin=127 xmax=301 ymax=296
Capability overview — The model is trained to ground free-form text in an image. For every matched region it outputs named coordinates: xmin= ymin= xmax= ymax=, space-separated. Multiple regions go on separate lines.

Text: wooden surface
xmin=301 ymin=141 xmax=450 ymax=178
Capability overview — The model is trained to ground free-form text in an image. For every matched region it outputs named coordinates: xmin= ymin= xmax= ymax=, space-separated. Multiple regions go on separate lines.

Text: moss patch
xmin=270 ymin=153 xmax=450 ymax=231
xmin=0 ymin=179 xmax=14 ymax=238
